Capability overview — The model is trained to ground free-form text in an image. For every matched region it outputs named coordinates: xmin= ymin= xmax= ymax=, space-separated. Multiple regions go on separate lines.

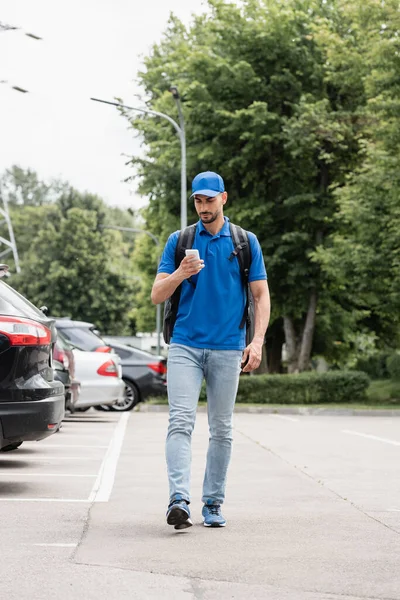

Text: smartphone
xmin=185 ymin=249 xmax=200 ymax=260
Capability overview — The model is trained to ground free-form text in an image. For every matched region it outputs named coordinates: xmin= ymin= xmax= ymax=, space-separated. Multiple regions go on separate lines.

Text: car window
xmin=112 ymin=345 xmax=160 ymax=360
xmin=59 ymin=327 xmax=105 ymax=351
xmin=56 ymin=330 xmax=73 ymax=351
xmin=111 ymin=347 xmax=132 ymax=359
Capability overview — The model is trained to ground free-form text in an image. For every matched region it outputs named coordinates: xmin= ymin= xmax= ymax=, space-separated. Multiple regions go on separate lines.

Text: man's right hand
xmin=177 ymin=256 xmax=205 ymax=280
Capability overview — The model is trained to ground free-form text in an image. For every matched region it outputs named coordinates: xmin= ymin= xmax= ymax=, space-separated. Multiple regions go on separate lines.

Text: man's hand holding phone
xmin=178 ymin=249 xmax=204 ymax=280
xmin=241 ymin=341 xmax=263 ymax=373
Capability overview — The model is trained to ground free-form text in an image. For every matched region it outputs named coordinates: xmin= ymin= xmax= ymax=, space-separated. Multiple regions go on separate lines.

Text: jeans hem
xmin=169 ymin=495 xmax=191 ymax=505
xmin=202 ymin=497 xmax=224 ymax=505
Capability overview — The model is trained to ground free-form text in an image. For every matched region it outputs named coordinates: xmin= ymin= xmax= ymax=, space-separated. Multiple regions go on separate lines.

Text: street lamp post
xmin=90 ymin=95 xmax=187 ymax=229
xmin=169 ymin=86 xmax=187 ymax=229
xmin=100 ymin=225 xmax=162 ymax=356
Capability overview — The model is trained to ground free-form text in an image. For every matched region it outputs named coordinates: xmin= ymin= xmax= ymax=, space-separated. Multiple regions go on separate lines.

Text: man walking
xmin=151 ymin=171 xmax=270 ymax=529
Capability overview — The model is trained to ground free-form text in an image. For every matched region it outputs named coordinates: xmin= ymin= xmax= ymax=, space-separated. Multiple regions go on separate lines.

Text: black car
xmin=103 ymin=338 xmax=167 ymax=411
xmin=0 ymin=265 xmax=65 ymax=451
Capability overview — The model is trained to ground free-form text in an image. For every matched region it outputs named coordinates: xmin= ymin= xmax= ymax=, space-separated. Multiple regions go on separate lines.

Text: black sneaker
xmin=166 ymin=495 xmax=193 ymax=530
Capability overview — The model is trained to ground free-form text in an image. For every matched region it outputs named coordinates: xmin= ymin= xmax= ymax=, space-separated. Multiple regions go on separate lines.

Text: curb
xmin=138 ymin=404 xmax=400 ymax=417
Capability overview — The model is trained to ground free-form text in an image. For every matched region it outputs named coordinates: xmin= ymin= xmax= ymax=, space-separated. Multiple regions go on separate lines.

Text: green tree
xmin=11 ymin=208 xmax=136 ymax=334
xmin=1 ymin=165 xmax=67 ymax=206
xmin=313 ymin=0 xmax=400 ymax=358
xmin=124 ymin=0 xmax=371 ymax=371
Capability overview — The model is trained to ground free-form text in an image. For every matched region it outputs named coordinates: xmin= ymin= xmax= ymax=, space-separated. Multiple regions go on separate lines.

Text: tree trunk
xmin=266 ymin=318 xmax=285 ymax=373
xmin=297 ymin=289 xmax=317 ymax=372
xmin=254 ymin=343 xmax=268 ymax=374
xmin=283 ymin=316 xmax=299 ymax=373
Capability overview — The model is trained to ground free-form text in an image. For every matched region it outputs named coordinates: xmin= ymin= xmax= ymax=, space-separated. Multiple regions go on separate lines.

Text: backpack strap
xmin=175 ymin=223 xmax=197 ymax=288
xmin=175 ymin=224 xmax=197 ymax=267
xmin=229 ymin=223 xmax=252 ymax=329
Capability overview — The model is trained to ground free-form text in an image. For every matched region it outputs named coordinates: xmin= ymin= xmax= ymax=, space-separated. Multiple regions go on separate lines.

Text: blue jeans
xmin=166 ymin=343 xmax=242 ymax=505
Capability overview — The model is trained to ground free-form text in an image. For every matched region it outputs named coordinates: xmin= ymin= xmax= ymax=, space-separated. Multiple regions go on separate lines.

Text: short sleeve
xmin=157 ymin=231 xmax=180 ymax=275
xmin=248 ymin=232 xmax=267 ymax=282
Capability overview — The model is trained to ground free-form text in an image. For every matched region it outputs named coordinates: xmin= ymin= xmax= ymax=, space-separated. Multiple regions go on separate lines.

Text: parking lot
xmin=0 ymin=411 xmax=126 ymax=504
xmin=0 ymin=410 xmax=399 ymax=600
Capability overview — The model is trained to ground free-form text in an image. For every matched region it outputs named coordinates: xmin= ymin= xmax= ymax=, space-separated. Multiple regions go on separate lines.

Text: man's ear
xmin=222 ymin=191 xmax=228 ymax=204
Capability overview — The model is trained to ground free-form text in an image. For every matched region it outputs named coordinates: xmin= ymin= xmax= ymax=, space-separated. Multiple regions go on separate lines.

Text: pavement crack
xmin=234 ymin=427 xmax=400 ymax=538
xmin=70 ymin=499 xmax=95 ymax=563
xmin=58 ymin=559 xmax=399 ymax=600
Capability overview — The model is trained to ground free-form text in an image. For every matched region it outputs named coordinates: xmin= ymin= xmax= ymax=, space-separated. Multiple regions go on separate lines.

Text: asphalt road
xmin=0 ymin=410 xmax=399 ymax=600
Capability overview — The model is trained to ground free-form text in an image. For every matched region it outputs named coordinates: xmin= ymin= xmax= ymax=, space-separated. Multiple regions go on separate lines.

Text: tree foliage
xmin=126 ymin=0 xmax=395 ymax=371
xmin=0 ymin=167 xmax=141 ymax=335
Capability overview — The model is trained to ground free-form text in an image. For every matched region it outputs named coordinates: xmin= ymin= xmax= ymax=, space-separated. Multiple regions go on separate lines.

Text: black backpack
xmin=163 ymin=222 xmax=254 ymax=345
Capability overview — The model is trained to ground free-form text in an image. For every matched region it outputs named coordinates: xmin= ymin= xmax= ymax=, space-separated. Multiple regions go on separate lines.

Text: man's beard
xmin=200 ymin=210 xmax=220 ymax=223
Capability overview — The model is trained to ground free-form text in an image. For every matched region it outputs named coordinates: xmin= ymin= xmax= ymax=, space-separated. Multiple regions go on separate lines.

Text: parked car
xmin=102 ymin=338 xmax=167 ymax=411
xmin=53 ymin=318 xmax=111 ymax=352
xmin=0 ymin=264 xmax=64 ymax=451
xmin=53 ymin=330 xmax=80 ymax=411
xmin=71 ymin=348 xmax=124 ymax=411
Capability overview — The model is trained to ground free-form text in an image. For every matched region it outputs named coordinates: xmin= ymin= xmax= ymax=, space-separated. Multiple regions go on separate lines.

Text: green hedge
xmin=198 ymin=371 xmax=370 ymax=404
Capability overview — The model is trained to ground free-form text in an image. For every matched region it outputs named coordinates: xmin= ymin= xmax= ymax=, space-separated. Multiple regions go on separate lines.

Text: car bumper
xmin=139 ymin=378 xmax=167 ymax=401
xmin=75 ymin=378 xmax=125 ymax=408
xmin=0 ymin=394 xmax=65 ymax=449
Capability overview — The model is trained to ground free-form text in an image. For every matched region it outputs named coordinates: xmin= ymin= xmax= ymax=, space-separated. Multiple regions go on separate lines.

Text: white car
xmin=71 ymin=348 xmax=124 ymax=410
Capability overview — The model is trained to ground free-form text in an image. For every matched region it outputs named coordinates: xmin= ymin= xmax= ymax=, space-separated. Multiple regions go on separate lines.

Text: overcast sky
xmin=0 ymin=0 xmax=208 ymax=210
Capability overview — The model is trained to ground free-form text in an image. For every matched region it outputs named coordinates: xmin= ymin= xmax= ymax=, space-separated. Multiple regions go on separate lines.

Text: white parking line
xmin=9 ymin=456 xmax=103 ymax=460
xmin=0 ymin=498 xmax=90 ymax=502
xmin=0 ymin=473 xmax=96 ymax=477
xmin=269 ymin=414 xmax=299 ymax=422
xmin=342 ymin=430 xmax=400 ymax=447
xmin=38 ymin=445 xmax=108 ymax=449
xmin=31 ymin=543 xmax=77 ymax=547
xmin=88 ymin=413 xmax=130 ymax=503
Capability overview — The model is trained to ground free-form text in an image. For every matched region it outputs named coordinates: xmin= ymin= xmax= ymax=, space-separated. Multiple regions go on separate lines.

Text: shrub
xmin=387 ymin=354 xmax=400 ymax=381
xmin=354 ymin=352 xmax=391 ymax=379
xmin=201 ymin=371 xmax=370 ymax=404
xmin=367 ymin=379 xmax=400 ymax=404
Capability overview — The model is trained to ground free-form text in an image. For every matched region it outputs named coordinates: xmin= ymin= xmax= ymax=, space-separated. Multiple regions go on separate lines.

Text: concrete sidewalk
xmin=74 ymin=412 xmax=400 ymax=600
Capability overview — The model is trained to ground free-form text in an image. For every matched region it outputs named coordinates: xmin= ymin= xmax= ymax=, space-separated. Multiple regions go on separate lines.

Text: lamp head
xmin=169 ymin=86 xmax=180 ymax=99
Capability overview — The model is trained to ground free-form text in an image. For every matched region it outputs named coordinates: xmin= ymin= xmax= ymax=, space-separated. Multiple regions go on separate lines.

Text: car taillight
xmin=0 ymin=316 xmax=51 ymax=346
xmin=53 ymin=345 xmax=69 ymax=369
xmin=95 ymin=346 xmax=112 ymax=353
xmin=97 ymin=359 xmax=118 ymax=377
xmin=147 ymin=362 xmax=167 ymax=376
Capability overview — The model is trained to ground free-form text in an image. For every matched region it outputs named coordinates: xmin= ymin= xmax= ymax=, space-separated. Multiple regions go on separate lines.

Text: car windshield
xmin=59 ymin=327 xmax=105 ymax=351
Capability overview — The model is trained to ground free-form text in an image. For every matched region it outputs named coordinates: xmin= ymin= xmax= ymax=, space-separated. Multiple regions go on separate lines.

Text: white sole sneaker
xmin=203 ymin=519 xmax=226 ymax=527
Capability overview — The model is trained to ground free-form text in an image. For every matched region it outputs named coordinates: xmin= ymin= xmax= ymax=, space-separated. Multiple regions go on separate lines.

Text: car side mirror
xmin=0 ymin=264 xmax=9 ymax=278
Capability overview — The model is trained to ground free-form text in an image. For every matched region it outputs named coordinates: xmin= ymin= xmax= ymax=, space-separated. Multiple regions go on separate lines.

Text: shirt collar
xmin=198 ymin=216 xmax=231 ymax=237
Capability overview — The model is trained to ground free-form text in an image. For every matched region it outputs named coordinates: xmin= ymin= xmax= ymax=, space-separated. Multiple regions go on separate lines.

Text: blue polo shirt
xmin=158 ymin=217 xmax=267 ymax=350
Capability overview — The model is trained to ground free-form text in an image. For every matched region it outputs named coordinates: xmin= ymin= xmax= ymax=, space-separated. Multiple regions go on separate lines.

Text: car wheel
xmin=111 ymin=378 xmax=140 ymax=411
xmin=94 ymin=405 xmax=112 ymax=411
xmin=75 ymin=407 xmax=91 ymax=412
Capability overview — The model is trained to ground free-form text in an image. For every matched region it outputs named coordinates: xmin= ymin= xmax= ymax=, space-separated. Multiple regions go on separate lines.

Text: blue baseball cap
xmin=190 ymin=171 xmax=225 ymax=198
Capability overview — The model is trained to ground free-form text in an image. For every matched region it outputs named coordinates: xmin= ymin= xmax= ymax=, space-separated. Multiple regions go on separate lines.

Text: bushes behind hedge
xmin=386 ymin=354 xmax=400 ymax=381
xmin=354 ymin=353 xmax=392 ymax=379
xmin=199 ymin=371 xmax=370 ymax=404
